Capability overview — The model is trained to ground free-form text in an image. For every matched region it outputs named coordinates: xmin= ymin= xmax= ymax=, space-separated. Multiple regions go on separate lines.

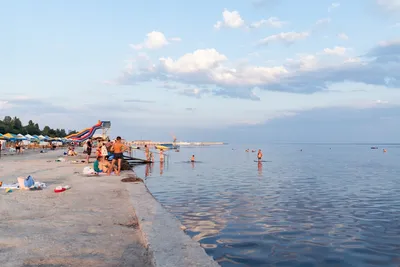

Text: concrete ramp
xmin=126 ymin=183 xmax=220 ymax=267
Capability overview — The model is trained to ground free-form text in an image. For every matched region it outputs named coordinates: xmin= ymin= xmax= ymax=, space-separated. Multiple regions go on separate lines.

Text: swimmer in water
xmin=257 ymin=149 xmax=263 ymax=161
xmin=191 ymin=155 xmax=195 ymax=162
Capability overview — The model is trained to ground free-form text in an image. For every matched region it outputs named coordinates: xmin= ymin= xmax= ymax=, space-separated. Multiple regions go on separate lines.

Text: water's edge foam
xmin=125 ymin=174 xmax=219 ymax=267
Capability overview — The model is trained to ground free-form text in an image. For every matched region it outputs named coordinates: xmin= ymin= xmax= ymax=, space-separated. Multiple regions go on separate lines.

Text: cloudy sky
xmin=1 ymin=0 xmax=400 ymax=142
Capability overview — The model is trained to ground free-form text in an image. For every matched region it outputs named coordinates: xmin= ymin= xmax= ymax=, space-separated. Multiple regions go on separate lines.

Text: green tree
xmin=0 ymin=115 xmax=74 ymax=137
xmin=42 ymin=126 xmax=50 ymax=136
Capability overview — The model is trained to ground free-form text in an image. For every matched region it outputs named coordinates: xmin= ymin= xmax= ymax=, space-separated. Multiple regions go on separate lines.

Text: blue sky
xmin=1 ymin=0 xmax=400 ymax=142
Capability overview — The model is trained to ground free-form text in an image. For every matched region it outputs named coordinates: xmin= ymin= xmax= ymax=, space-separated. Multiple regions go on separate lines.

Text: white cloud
xmin=214 ymin=9 xmax=245 ymax=29
xmin=338 ymin=33 xmax=349 ymax=40
xmin=159 ymin=49 xmax=228 ymax=73
xmin=250 ymin=17 xmax=287 ymax=28
xmin=344 ymin=57 xmax=361 ymax=63
xmin=259 ymin=31 xmax=310 ymax=45
xmin=180 ymin=88 xmax=210 ymax=98
xmin=115 ymin=39 xmax=400 ymax=100
xmin=315 ymin=18 xmax=331 ymax=25
xmin=328 ymin=2 xmax=340 ymax=12
xmin=323 ymin=46 xmax=348 ymax=56
xmin=353 ymin=99 xmax=390 ymax=108
xmin=377 ymin=0 xmax=400 ymax=12
xmin=285 ymin=54 xmax=320 ymax=71
xmin=169 ymin=37 xmax=182 ymax=42
xmin=130 ymin=31 xmax=180 ymax=50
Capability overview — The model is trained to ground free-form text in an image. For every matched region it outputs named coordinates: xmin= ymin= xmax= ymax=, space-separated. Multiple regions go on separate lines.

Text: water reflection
xmin=191 ymin=161 xmax=195 ymax=169
xmin=160 ymin=161 xmax=164 ymax=175
xmin=257 ymin=161 xmax=262 ymax=177
xmin=144 ymin=145 xmax=400 ymax=266
xmin=145 ymin=163 xmax=153 ymax=177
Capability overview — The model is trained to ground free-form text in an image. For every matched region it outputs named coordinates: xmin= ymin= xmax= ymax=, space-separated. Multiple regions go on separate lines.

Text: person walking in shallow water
xmin=257 ymin=149 xmax=263 ymax=161
xmin=159 ymin=149 xmax=164 ymax=162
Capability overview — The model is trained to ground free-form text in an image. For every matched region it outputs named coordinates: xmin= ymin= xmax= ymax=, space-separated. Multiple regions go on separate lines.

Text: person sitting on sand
xmin=94 ymin=156 xmax=115 ymax=174
xmin=191 ymin=155 xmax=195 ymax=162
xmin=67 ymin=146 xmax=77 ymax=156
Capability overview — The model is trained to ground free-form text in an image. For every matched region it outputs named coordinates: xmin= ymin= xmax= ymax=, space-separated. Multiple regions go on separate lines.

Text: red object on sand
xmin=54 ymin=188 xmax=66 ymax=193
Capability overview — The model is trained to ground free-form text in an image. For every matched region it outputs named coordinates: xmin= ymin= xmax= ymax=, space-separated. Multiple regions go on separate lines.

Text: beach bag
xmin=24 ymin=175 xmax=35 ymax=187
xmin=17 ymin=175 xmax=35 ymax=189
xmin=82 ymin=166 xmax=97 ymax=175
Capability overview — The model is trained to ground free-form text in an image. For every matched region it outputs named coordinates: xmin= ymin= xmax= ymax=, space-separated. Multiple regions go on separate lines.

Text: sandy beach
xmin=0 ymin=150 xmax=153 ymax=267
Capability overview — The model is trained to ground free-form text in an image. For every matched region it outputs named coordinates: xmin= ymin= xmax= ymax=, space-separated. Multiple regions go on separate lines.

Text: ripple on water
xmin=144 ymin=144 xmax=400 ymax=266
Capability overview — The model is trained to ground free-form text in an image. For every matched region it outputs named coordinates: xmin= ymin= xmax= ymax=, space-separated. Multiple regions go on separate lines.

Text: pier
xmin=131 ymin=140 xmax=226 ymax=147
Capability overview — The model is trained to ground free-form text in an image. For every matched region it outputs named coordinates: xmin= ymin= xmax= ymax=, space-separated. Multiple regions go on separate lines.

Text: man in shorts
xmin=111 ymin=136 xmax=127 ymax=175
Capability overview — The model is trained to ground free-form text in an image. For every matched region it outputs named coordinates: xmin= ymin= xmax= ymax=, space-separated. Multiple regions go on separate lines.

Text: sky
xmin=0 ymin=0 xmax=400 ymax=142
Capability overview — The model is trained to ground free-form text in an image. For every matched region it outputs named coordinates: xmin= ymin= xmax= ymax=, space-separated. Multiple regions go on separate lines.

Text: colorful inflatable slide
xmin=65 ymin=127 xmax=90 ymax=139
xmin=67 ymin=121 xmax=105 ymax=142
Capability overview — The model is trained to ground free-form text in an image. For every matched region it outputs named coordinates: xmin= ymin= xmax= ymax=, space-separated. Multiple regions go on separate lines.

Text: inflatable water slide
xmin=66 ymin=121 xmax=105 ymax=142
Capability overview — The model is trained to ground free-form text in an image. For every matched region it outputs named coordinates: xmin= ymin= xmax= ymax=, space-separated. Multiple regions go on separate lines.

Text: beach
xmin=0 ymin=149 xmax=219 ymax=267
xmin=0 ymin=150 xmax=152 ymax=266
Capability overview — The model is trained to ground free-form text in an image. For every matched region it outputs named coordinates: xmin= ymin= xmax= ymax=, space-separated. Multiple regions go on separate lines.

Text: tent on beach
xmin=2 ymin=133 xmax=16 ymax=141
xmin=16 ymin=134 xmax=27 ymax=140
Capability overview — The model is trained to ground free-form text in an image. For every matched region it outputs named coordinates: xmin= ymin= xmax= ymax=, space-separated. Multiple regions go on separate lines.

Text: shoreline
xmin=0 ymin=149 xmax=219 ymax=266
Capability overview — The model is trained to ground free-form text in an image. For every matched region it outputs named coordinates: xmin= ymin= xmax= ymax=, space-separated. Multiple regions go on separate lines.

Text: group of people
xmin=143 ymin=145 xmax=165 ymax=162
xmin=90 ymin=136 xmax=127 ymax=176
xmin=246 ymin=148 xmax=263 ymax=161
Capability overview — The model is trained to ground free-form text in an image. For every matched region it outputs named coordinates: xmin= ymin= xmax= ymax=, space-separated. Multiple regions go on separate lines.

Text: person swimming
xmin=191 ymin=155 xmax=195 ymax=162
xmin=257 ymin=149 xmax=263 ymax=161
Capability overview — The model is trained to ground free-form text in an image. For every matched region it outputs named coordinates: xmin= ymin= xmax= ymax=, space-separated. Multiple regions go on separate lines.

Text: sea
xmin=133 ymin=144 xmax=400 ymax=267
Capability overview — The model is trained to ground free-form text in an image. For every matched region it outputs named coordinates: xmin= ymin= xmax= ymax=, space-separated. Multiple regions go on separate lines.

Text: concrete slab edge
xmin=125 ymin=180 xmax=220 ymax=267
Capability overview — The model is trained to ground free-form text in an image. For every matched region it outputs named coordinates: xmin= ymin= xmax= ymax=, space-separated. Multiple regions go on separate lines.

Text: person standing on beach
xmin=111 ymin=136 xmax=127 ymax=175
xmin=86 ymin=138 xmax=93 ymax=163
xmin=101 ymin=143 xmax=108 ymax=160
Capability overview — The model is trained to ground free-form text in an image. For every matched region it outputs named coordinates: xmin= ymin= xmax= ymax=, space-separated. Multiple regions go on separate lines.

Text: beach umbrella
xmin=38 ymin=135 xmax=45 ymax=140
xmin=3 ymin=133 xmax=15 ymax=139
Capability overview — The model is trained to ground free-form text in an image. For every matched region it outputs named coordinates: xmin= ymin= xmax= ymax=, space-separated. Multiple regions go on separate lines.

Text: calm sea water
xmin=134 ymin=144 xmax=400 ymax=267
